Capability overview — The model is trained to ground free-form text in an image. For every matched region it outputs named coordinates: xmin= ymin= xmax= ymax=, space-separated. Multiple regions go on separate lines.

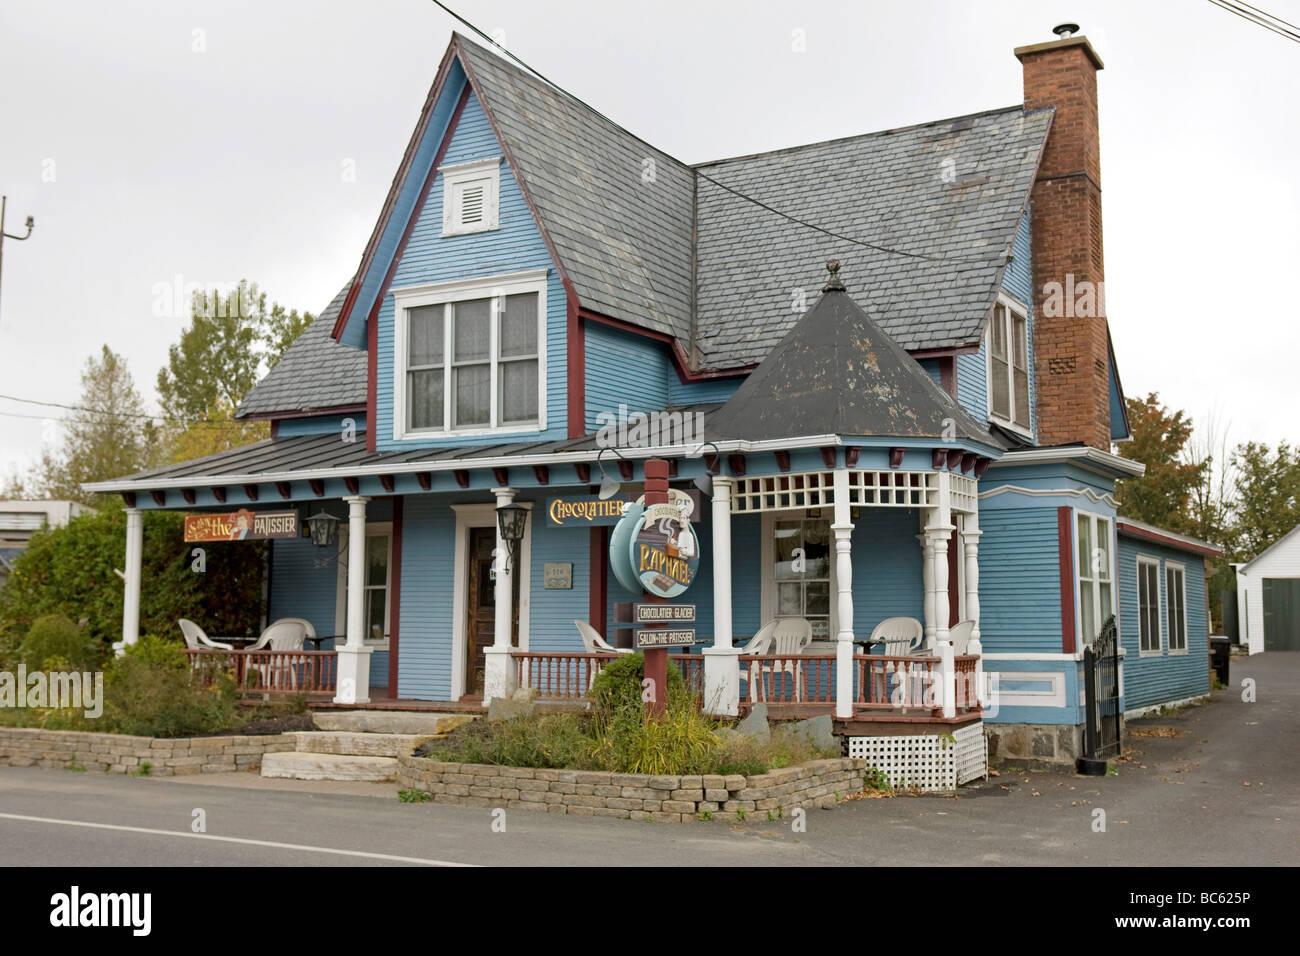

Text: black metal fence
xmin=1080 ymin=615 xmax=1121 ymax=767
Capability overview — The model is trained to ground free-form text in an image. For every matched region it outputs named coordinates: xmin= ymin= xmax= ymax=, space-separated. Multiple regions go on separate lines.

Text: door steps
xmin=259 ymin=714 xmax=479 ymax=782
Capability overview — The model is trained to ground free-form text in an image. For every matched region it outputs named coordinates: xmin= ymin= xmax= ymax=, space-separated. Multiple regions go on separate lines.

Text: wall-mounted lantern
xmin=496 ymin=503 xmax=528 ymax=573
xmin=306 ymin=510 xmax=339 ymax=548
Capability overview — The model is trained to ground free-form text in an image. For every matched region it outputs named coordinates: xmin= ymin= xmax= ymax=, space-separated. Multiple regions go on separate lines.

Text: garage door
xmin=1262 ymin=578 xmax=1300 ymax=651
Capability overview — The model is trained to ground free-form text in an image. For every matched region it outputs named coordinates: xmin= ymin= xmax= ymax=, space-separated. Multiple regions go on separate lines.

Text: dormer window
xmin=392 ymin=270 xmax=547 ymax=439
xmin=441 ymin=158 xmax=500 ymax=235
xmin=987 ymin=296 xmax=1031 ymax=434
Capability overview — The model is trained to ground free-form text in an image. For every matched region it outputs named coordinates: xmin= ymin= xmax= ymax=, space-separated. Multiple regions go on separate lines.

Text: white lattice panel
xmin=845 ymin=470 xmax=937 ymax=508
xmin=847 ymin=722 xmax=986 ymax=792
xmin=949 ymin=474 xmax=978 ymax=515
xmin=731 ymin=472 xmax=835 ymax=513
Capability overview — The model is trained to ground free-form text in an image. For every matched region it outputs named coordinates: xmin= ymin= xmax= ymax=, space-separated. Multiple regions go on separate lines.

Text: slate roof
xmin=706 ymin=266 xmax=996 ymax=446
xmin=694 ymin=106 xmax=1051 ymax=367
xmin=456 ymin=37 xmax=696 ymax=342
xmin=237 ymin=285 xmax=367 ymax=417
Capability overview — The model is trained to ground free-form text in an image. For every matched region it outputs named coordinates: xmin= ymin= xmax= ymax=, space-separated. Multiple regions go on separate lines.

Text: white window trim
xmin=1137 ymin=554 xmax=1164 ymax=657
xmin=1075 ymin=511 xmax=1117 ymax=647
xmin=391 ymin=269 xmax=548 ymax=441
xmin=449 ymin=502 xmax=532 ymax=699
xmin=440 ymin=157 xmax=501 ymax=236
xmin=1166 ymin=560 xmax=1189 ymax=655
xmin=334 ymin=522 xmax=393 ymax=650
xmin=985 ymin=293 xmax=1033 ymax=439
xmin=760 ymin=511 xmax=838 ymax=644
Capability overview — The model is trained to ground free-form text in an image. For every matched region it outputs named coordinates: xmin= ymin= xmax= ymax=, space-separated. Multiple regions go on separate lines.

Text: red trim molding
xmin=578 ymin=307 xmax=753 ymax=384
xmin=1058 ymin=506 xmax=1076 ymax=654
xmin=590 ymin=524 xmax=608 ymax=636
xmin=948 ymin=526 xmax=960 ymax=628
xmin=1116 ymin=519 xmax=1222 ymax=558
xmin=388 ymin=496 xmax=404 ymax=698
xmin=567 ymin=301 xmax=585 ymax=438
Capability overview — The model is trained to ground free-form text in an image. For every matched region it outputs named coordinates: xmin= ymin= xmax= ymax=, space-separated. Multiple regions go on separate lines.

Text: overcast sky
xmin=1 ymin=0 xmax=1295 ymax=477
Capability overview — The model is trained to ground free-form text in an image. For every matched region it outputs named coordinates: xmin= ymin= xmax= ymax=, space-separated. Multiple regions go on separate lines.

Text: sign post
xmin=641 ymin=459 xmax=671 ymax=719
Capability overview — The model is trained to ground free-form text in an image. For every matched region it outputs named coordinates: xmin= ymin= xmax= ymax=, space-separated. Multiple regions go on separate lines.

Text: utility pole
xmin=0 ymin=195 xmax=37 ymax=322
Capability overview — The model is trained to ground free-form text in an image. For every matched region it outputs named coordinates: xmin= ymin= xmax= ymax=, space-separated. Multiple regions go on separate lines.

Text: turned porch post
xmin=483 ymin=487 xmax=520 ymax=702
xmin=703 ymin=477 xmax=740 ymax=715
xmin=927 ymin=473 xmax=956 ymax=718
xmin=918 ymin=529 xmax=936 ymax=649
xmin=335 ymin=495 xmax=373 ymax=704
xmin=832 ymin=469 xmax=855 ymax=719
xmin=961 ymin=512 xmax=984 ymax=708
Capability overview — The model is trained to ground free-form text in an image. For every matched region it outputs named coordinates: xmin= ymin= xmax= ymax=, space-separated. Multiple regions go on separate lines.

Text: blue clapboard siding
xmin=955 ymin=343 xmax=988 ymax=424
xmin=268 ymin=537 xmax=339 ymax=645
xmin=670 ymin=376 xmax=742 ymax=406
xmin=918 ymin=358 xmax=943 ymax=390
xmin=1117 ymin=534 xmax=1210 ymax=710
xmin=374 ymin=90 xmax=567 ymax=450
xmin=585 ymin=323 xmax=672 ymax=433
xmin=978 ymin=506 xmax=1063 ymax=654
xmin=395 ymin=496 xmax=457 ymax=700
xmin=851 ymin=509 xmax=924 ymax=634
xmin=526 ymin=515 xmax=591 ymax=653
xmin=275 ymin=413 xmax=366 ymax=437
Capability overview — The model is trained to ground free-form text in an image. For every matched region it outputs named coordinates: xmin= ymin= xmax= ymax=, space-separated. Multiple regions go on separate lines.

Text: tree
xmin=1229 ymin=441 xmax=1300 ymax=560
xmin=154 ymin=281 xmax=313 ymax=462
xmin=20 ymin=346 xmax=159 ymax=506
xmin=1114 ymin=393 xmax=1208 ymax=535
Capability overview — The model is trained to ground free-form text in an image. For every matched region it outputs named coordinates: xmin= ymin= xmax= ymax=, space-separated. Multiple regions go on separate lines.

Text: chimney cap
xmin=1053 ymin=23 xmax=1080 ymax=38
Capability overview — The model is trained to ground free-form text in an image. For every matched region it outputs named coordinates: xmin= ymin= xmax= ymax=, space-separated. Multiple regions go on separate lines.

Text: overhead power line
xmin=0 ymin=392 xmax=246 ymax=428
xmin=1207 ymin=0 xmax=1300 ymax=42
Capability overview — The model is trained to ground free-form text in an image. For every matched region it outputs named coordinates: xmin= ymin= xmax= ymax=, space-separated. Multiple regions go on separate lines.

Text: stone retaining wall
xmin=397 ymin=755 xmax=868 ymax=822
xmin=0 ymin=727 xmax=294 ymax=775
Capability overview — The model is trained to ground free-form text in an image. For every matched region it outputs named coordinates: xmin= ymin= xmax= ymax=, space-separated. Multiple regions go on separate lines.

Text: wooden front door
xmin=465 ymin=527 xmax=520 ymax=696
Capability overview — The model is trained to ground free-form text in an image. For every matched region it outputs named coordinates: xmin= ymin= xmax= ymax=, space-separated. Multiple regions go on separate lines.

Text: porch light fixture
xmin=306 ymin=510 xmax=339 ymax=548
xmin=689 ymin=441 xmax=721 ymax=496
xmin=496 ymin=503 xmax=528 ymax=573
xmin=596 ymin=447 xmax=626 ymax=500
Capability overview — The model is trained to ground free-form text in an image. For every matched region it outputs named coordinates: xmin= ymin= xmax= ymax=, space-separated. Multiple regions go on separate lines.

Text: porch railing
xmin=737 ymin=653 xmax=982 ymax=715
xmin=512 ymin=650 xmax=706 ymax=703
xmin=184 ymin=649 xmax=339 ymax=695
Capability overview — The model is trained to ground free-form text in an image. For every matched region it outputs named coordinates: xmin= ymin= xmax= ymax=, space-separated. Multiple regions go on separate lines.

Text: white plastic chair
xmin=178 ymin=619 xmax=233 ymax=650
xmin=870 ymin=616 xmax=925 ymax=656
xmin=948 ymin=620 xmax=975 ymax=656
xmin=737 ymin=620 xmax=777 ymax=701
xmin=768 ymin=618 xmax=813 ymax=701
xmin=573 ymin=620 xmax=633 ymax=655
xmin=245 ymin=619 xmax=309 ymax=690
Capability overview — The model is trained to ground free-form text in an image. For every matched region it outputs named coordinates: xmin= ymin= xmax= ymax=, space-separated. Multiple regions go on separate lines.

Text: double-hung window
xmin=1076 ymin=512 xmax=1115 ymax=646
xmin=1165 ymin=562 xmax=1187 ymax=653
xmin=988 ymin=297 xmax=1031 ymax=433
xmin=1137 ymin=555 xmax=1162 ymax=655
xmin=395 ymin=271 xmax=546 ymax=438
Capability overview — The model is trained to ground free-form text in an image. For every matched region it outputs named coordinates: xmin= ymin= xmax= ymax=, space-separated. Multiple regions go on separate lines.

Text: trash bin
xmin=1209 ymin=636 xmax=1230 ymax=686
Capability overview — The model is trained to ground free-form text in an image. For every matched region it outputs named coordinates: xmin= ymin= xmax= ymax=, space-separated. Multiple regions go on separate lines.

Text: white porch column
xmin=832 ymin=469 xmax=855 ymax=719
xmin=483 ymin=487 xmax=519 ymax=702
xmin=334 ymin=495 xmax=373 ymax=704
xmin=918 ymin=530 xmax=936 ymax=649
xmin=116 ymin=507 xmax=144 ymax=656
xmin=961 ymin=512 xmax=985 ymax=708
xmin=703 ymin=477 xmax=740 ymax=716
xmin=927 ymin=473 xmax=956 ymax=718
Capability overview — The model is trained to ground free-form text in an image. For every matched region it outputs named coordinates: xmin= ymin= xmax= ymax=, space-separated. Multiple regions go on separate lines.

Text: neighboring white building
xmin=0 ymin=500 xmax=95 ymax=588
xmin=1235 ymin=523 xmax=1300 ymax=654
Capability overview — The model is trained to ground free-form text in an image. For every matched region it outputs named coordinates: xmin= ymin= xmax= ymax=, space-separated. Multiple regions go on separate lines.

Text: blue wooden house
xmin=88 ymin=27 xmax=1219 ymax=775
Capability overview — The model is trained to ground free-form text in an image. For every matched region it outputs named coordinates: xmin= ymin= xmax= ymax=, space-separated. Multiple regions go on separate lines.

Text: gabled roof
xmin=237 ymin=285 xmax=367 ymax=418
xmin=706 ymin=265 xmax=997 ymax=447
xmin=1237 ymin=522 xmax=1300 ymax=572
xmin=330 ymin=33 xmax=1052 ymax=377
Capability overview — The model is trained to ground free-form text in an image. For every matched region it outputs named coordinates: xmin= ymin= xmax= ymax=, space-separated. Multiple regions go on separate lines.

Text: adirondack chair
xmin=244 ymin=618 xmax=310 ymax=690
xmin=177 ymin=619 xmax=233 ymax=650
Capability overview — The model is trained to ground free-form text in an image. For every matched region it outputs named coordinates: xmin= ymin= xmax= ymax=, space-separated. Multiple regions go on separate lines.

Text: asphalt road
xmin=1 ymin=653 xmax=1296 ymax=867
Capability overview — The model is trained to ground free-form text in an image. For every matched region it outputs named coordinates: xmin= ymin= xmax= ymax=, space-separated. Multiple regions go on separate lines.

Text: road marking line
xmin=0 ymin=811 xmax=475 ymax=866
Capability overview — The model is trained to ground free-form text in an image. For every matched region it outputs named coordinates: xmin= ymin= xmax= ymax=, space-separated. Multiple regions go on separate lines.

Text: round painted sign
xmin=628 ymin=500 xmax=698 ymax=599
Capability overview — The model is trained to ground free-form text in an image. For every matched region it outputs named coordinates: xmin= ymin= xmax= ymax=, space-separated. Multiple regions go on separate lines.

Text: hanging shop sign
xmin=634 ymin=603 xmax=696 ymax=623
xmin=608 ymin=488 xmax=700 ymax=599
xmin=184 ymin=509 xmax=298 ymax=543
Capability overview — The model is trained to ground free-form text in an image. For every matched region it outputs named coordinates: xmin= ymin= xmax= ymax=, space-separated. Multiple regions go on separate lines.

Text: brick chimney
xmin=1016 ymin=26 xmax=1110 ymax=449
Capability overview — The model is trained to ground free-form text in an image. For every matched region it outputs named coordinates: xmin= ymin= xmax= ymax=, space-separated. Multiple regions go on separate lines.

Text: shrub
xmin=587 ymin=652 xmax=686 ymax=716
xmin=588 ymin=691 xmax=723 ymax=775
xmin=18 ymin=614 xmax=97 ymax=670
xmin=99 ymin=634 xmax=239 ymax=737
xmin=420 ymin=712 xmax=593 ymax=769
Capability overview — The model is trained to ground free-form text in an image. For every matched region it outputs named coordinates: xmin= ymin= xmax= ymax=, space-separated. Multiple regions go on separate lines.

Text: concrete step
xmin=291 ymin=731 xmax=429 ymax=758
xmin=260 ymin=751 xmax=398 ymax=782
xmin=312 ymin=710 xmax=476 ymax=735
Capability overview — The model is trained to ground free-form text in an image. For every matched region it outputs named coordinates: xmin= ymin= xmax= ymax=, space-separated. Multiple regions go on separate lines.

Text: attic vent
xmin=440 ymin=158 xmax=501 ymax=236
